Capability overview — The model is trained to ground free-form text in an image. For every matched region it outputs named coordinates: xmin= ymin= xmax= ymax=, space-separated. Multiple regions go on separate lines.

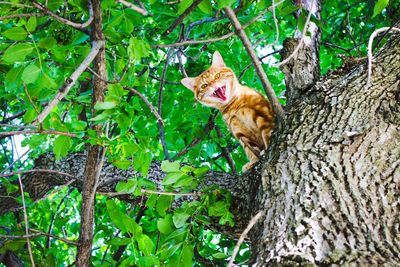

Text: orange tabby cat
xmin=181 ymin=51 xmax=275 ymax=171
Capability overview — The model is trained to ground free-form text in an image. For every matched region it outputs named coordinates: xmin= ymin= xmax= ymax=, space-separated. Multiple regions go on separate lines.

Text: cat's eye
xmin=215 ymin=73 xmax=220 ymax=79
xmin=201 ymin=84 xmax=208 ymax=89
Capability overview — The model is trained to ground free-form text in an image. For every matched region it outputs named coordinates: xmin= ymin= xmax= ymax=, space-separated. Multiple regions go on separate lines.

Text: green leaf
xmin=106 ymin=199 xmax=127 ymax=232
xmin=21 ymin=64 xmax=40 ymax=84
xmin=116 ymin=179 xmax=137 ymax=193
xmin=212 ymin=252 xmax=228 ymax=259
xmin=172 ymin=211 xmax=190 ymax=228
xmin=177 ymin=0 xmax=193 ymax=15
xmin=2 ymin=43 xmax=34 ymax=63
xmin=198 ymin=0 xmax=212 ymax=14
xmin=128 ymin=37 xmax=150 ymax=62
xmin=162 ymin=172 xmax=183 ymax=185
xmin=2 ymin=27 xmax=27 ymax=41
xmin=37 ymin=37 xmax=57 ymax=49
xmin=372 ymin=0 xmax=389 ymax=18
xmin=217 ymin=0 xmax=235 ymax=9
xmin=136 ymin=234 xmax=154 ymax=256
xmin=123 ymin=215 xmax=142 ymax=236
xmin=161 ymin=160 xmax=180 ymax=172
xmin=113 ymin=159 xmax=132 ymax=170
xmin=94 ymin=101 xmax=116 ymax=110
xmin=5 ymin=65 xmax=24 ymax=85
xmin=107 ymin=237 xmax=132 ymax=246
xmin=179 ymin=244 xmax=193 ymax=267
xmin=26 ymin=16 xmax=37 ymax=32
xmin=146 ymin=194 xmax=158 ymax=208
xmin=53 ymin=136 xmax=72 ymax=160
xmin=157 ymin=214 xmax=174 ymax=234
xmin=156 ymin=195 xmax=173 ymax=217
xmin=136 ymin=255 xmax=159 ymax=267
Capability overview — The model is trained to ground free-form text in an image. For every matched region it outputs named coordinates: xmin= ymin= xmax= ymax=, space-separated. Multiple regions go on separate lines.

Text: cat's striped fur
xmin=181 ymin=51 xmax=275 ymax=171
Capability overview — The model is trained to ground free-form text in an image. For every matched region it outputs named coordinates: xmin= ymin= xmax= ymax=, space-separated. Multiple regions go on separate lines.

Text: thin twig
xmin=238 ymin=50 xmax=281 ymax=80
xmin=46 ymin=188 xmax=72 ymax=248
xmin=224 ymin=7 xmax=285 ymax=120
xmin=33 ymin=40 xmax=105 ymax=125
xmin=0 ymin=233 xmax=41 ymax=239
xmin=100 ymin=189 xmax=202 ymax=197
xmin=149 ymin=73 xmax=181 ymax=85
xmin=1 ymin=148 xmax=31 ymax=174
xmin=11 ymin=135 xmax=35 ymax=267
xmin=0 ymin=12 xmax=45 ymax=20
xmin=30 ymin=229 xmax=78 ymax=246
xmin=271 ymin=0 xmax=279 ymax=45
xmin=0 ymin=130 xmax=78 ymax=138
xmin=163 ymin=0 xmax=203 ymax=37
xmin=153 ymin=0 xmax=285 ymax=48
xmin=124 ymin=86 xmax=164 ymax=126
xmin=32 ymin=0 xmax=93 ymax=29
xmin=366 ymin=27 xmax=400 ymax=87
xmin=174 ymin=112 xmax=217 ymax=158
xmin=116 ymin=0 xmax=149 ymax=16
xmin=0 ymin=1 xmax=34 ymax=8
xmin=271 ymin=0 xmax=314 ymax=68
xmin=0 ymin=169 xmax=76 ymax=179
xmin=0 ymin=124 xmax=36 ymax=129
xmin=215 ymin=126 xmax=236 ymax=174
xmin=157 ymin=49 xmax=174 ymax=160
xmin=228 ymin=211 xmax=264 ymax=267
xmin=87 ymin=57 xmax=132 ymax=84
xmin=24 ymin=83 xmax=39 ymax=113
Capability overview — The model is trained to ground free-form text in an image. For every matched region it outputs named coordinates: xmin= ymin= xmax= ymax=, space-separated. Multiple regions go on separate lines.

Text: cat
xmin=181 ymin=51 xmax=276 ymax=171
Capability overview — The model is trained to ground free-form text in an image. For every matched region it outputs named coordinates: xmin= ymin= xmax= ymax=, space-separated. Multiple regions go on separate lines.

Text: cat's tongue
xmin=215 ymin=86 xmax=226 ymax=101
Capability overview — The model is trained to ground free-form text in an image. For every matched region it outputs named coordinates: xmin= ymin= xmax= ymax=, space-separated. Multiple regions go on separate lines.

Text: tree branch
xmin=162 ymin=0 xmax=203 ymax=37
xmin=153 ymin=0 xmax=285 ymax=48
xmin=124 ymin=86 xmax=164 ymax=126
xmin=157 ymin=49 xmax=174 ymax=160
xmin=0 ymin=12 xmax=45 ymax=21
xmin=116 ymin=0 xmax=149 ymax=16
xmin=33 ymin=40 xmax=104 ymax=125
xmin=0 ymin=130 xmax=78 ymax=138
xmin=31 ymin=0 xmax=93 ymax=30
xmin=224 ymin=7 xmax=285 ymax=120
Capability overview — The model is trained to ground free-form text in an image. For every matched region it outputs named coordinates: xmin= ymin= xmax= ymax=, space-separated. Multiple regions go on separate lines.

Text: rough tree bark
xmin=75 ymin=0 xmax=107 ymax=265
xmin=249 ymin=33 xmax=400 ymax=265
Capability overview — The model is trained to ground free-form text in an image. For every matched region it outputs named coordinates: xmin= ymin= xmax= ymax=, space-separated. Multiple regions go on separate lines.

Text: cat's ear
xmin=181 ymin=77 xmax=196 ymax=92
xmin=212 ymin=51 xmax=226 ymax=68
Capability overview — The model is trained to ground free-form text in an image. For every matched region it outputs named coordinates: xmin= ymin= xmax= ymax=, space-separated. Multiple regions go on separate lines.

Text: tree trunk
xmin=250 ymin=35 xmax=400 ymax=265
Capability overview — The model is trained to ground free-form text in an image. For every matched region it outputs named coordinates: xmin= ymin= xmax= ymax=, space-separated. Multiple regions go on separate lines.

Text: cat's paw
xmin=242 ymin=161 xmax=257 ymax=172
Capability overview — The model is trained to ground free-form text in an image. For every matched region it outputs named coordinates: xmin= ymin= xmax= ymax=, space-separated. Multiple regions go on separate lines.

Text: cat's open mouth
xmin=212 ymin=85 xmax=227 ymax=101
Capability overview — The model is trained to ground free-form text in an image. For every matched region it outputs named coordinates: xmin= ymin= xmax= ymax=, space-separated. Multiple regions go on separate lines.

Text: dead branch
xmin=224 ymin=7 xmax=285 ymax=120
